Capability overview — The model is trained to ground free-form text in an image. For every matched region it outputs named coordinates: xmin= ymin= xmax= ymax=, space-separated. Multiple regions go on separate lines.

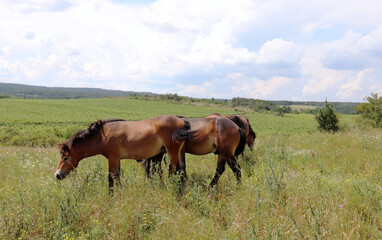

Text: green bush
xmin=315 ymin=100 xmax=339 ymax=132
xmin=355 ymin=93 xmax=382 ymax=128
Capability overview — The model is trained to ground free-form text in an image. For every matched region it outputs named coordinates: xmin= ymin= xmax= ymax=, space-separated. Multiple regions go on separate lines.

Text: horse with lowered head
xmin=144 ymin=114 xmax=256 ymax=186
xmin=207 ymin=113 xmax=256 ymax=150
xmin=55 ymin=115 xmax=196 ymax=192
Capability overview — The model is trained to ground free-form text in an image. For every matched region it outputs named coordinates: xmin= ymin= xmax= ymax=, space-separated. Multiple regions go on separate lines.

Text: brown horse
xmin=143 ymin=114 xmax=256 ymax=183
xmin=207 ymin=113 xmax=256 ymax=150
xmin=55 ymin=115 xmax=195 ymax=192
xmin=145 ymin=115 xmax=250 ymax=186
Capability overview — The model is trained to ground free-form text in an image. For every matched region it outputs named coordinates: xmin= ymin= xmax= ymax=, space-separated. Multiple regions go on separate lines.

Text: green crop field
xmin=0 ymin=98 xmax=357 ymax=147
xmin=0 ymin=98 xmax=381 ymax=239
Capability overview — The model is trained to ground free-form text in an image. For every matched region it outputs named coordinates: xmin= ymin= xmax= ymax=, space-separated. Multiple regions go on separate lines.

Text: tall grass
xmin=1 ymin=129 xmax=381 ymax=239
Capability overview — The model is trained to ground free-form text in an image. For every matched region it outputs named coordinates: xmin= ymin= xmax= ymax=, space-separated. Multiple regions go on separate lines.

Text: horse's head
xmin=247 ymin=123 xmax=256 ymax=150
xmin=241 ymin=116 xmax=256 ymax=150
xmin=229 ymin=115 xmax=256 ymax=150
xmin=55 ymin=143 xmax=80 ymax=180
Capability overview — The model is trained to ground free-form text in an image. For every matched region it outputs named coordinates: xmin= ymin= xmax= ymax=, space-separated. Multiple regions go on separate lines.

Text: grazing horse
xmin=143 ymin=114 xmax=256 ymax=183
xmin=55 ymin=115 xmax=195 ymax=192
xmin=145 ymin=116 xmax=248 ymax=186
xmin=207 ymin=113 xmax=256 ymax=150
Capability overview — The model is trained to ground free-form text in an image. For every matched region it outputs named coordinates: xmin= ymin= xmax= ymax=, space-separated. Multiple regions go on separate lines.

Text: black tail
xmin=172 ymin=120 xmax=198 ymax=143
xmin=234 ymin=128 xmax=246 ymax=156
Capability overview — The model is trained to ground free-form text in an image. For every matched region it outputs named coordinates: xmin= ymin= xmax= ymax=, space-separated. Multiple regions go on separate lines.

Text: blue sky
xmin=1 ymin=0 xmax=381 ymax=101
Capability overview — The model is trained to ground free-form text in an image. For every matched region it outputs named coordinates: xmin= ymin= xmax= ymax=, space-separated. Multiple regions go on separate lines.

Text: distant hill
xmin=231 ymin=98 xmax=360 ymax=115
xmin=0 ymin=83 xmax=153 ymax=99
xmin=271 ymin=100 xmax=360 ymax=114
xmin=0 ymin=82 xmax=360 ymax=114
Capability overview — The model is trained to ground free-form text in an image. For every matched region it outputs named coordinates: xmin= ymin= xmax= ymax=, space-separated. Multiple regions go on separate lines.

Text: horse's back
xmin=184 ymin=117 xmax=242 ymax=156
xmin=102 ymin=115 xmax=185 ymax=160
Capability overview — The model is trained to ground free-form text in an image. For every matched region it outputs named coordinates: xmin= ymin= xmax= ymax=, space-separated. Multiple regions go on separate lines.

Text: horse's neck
xmin=72 ymin=138 xmax=103 ymax=159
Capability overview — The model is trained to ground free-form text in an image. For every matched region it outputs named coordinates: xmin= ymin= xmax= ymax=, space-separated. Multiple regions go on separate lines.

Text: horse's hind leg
xmin=167 ymin=148 xmax=187 ymax=184
xmin=227 ymin=157 xmax=242 ymax=184
xmin=209 ymin=155 xmax=226 ymax=187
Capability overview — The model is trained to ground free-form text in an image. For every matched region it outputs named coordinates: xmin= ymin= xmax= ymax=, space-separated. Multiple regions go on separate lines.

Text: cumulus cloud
xmin=336 ymin=68 xmax=374 ymax=99
xmin=256 ymin=38 xmax=300 ymax=65
xmin=176 ymin=72 xmax=293 ymax=99
xmin=0 ymin=0 xmax=382 ymax=101
xmin=300 ymin=25 xmax=382 ymax=100
xmin=6 ymin=0 xmax=73 ymax=13
xmin=232 ymin=74 xmax=292 ymax=99
xmin=301 ymin=58 xmax=346 ymax=96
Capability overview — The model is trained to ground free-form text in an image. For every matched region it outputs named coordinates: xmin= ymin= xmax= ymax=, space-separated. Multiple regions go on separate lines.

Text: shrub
xmin=355 ymin=93 xmax=382 ymax=128
xmin=315 ymin=100 xmax=339 ymax=132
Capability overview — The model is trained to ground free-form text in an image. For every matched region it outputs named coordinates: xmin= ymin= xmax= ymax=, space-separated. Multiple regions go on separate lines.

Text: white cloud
xmin=299 ymin=24 xmax=382 ymax=100
xmin=301 ymin=58 xmax=346 ymax=96
xmin=0 ymin=58 xmax=20 ymax=79
xmin=176 ymin=84 xmax=208 ymax=97
xmin=359 ymin=25 xmax=382 ymax=53
xmin=256 ymin=38 xmax=300 ymax=64
xmin=336 ymin=68 xmax=374 ymax=99
xmin=232 ymin=75 xmax=292 ymax=99
xmin=6 ymin=0 xmax=73 ymax=13
xmin=182 ymin=37 xmax=256 ymax=67
xmin=0 ymin=0 xmax=382 ymax=101
xmin=1 ymin=46 xmax=12 ymax=56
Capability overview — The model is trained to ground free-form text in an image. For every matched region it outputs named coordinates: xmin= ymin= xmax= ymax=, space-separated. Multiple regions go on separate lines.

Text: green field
xmin=0 ymin=98 xmax=356 ymax=147
xmin=1 ymin=98 xmax=381 ymax=239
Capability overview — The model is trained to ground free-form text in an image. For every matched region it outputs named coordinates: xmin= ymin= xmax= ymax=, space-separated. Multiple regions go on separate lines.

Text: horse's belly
xmin=120 ymin=137 xmax=163 ymax=160
xmin=185 ymin=135 xmax=215 ymax=155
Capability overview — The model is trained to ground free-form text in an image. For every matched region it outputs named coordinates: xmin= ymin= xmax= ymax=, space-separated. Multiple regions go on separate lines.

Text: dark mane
xmin=229 ymin=115 xmax=256 ymax=139
xmin=248 ymin=124 xmax=256 ymax=139
xmin=62 ymin=119 xmax=126 ymax=150
xmin=229 ymin=115 xmax=246 ymax=129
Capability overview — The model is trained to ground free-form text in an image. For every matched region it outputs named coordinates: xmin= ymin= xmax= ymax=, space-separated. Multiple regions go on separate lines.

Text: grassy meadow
xmin=0 ymin=98 xmax=381 ymax=239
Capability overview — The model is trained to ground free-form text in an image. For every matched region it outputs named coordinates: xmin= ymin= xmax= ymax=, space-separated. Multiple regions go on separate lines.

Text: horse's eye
xmin=63 ymin=157 xmax=69 ymax=162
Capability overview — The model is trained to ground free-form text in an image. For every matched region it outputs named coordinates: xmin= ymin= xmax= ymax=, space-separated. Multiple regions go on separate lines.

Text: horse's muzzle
xmin=55 ymin=170 xmax=66 ymax=180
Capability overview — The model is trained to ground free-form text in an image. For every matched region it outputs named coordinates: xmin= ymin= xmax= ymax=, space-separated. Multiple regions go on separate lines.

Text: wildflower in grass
xmin=207 ymin=195 xmax=211 ymax=198
xmin=20 ymin=205 xmax=23 ymax=209
xmin=339 ymin=204 xmax=343 ymax=208
xmin=294 ymin=202 xmax=298 ymax=206
xmin=251 ymin=186 xmax=254 ymax=189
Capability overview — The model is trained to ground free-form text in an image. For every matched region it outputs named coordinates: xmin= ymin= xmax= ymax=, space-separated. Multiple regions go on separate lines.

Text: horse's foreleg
xmin=108 ymin=158 xmax=121 ymax=194
xmin=152 ymin=158 xmax=163 ymax=179
xmin=209 ymin=155 xmax=226 ymax=187
xmin=168 ymin=156 xmax=179 ymax=175
xmin=140 ymin=159 xmax=151 ymax=179
xmin=227 ymin=157 xmax=242 ymax=184
xmin=151 ymin=152 xmax=164 ymax=179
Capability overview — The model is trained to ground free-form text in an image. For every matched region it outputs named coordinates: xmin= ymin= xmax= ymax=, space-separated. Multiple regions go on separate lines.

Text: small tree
xmin=355 ymin=92 xmax=382 ymax=128
xmin=315 ymin=99 xmax=339 ymax=132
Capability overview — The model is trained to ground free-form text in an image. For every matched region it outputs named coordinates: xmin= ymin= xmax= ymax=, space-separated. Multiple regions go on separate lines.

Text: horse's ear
xmin=58 ymin=143 xmax=69 ymax=154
